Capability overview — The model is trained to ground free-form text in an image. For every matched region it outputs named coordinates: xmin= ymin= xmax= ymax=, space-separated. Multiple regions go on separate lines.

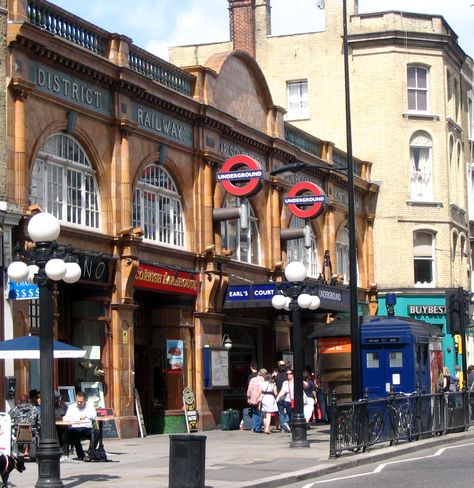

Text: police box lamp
xmin=222 ymin=334 xmax=233 ymax=350
xmin=385 ymin=292 xmax=397 ymax=317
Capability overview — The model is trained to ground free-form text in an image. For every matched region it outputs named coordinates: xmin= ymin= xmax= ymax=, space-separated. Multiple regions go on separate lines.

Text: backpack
xmin=84 ymin=446 xmax=108 ymax=462
xmin=449 ymin=376 xmax=460 ymax=393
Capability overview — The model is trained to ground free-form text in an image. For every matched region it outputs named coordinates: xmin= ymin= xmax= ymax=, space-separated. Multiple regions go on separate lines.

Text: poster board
xmin=96 ymin=408 xmax=119 ymax=439
xmin=134 ymin=388 xmax=147 ymax=438
xmin=81 ymin=382 xmax=105 ymax=408
xmin=58 ymin=386 xmax=76 ymax=405
xmin=203 ymin=347 xmax=230 ymax=389
xmin=183 ymin=387 xmax=198 ymax=433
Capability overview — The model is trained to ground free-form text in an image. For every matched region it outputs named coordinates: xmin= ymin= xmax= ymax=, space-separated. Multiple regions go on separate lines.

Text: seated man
xmin=63 ymin=391 xmax=99 ymax=461
xmin=9 ymin=393 xmax=39 ymax=460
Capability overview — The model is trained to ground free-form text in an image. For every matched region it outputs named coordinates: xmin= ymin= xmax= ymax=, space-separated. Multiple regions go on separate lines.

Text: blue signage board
xmin=225 ymin=282 xmax=350 ymax=311
xmin=8 ymin=280 xmax=39 ymax=300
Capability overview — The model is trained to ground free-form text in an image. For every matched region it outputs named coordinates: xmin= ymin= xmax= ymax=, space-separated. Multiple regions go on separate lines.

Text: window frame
xmin=30 ymin=133 xmax=101 ymax=230
xmin=286 ymin=217 xmax=319 ymax=278
xmin=132 ymin=165 xmax=185 ymax=248
xmin=286 ymin=80 xmax=309 ymax=120
xmin=413 ymin=231 xmax=435 ymax=287
xmin=220 ymin=197 xmax=261 ymax=265
xmin=409 ymin=131 xmax=433 ymax=201
xmin=407 ymin=66 xmax=429 ymax=113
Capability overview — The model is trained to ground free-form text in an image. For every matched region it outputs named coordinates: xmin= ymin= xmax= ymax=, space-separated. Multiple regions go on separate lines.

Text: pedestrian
xmin=259 ymin=373 xmax=277 ymax=434
xmin=9 ymin=394 xmax=40 ymax=461
xmin=248 ymin=361 xmax=258 ymax=385
xmin=442 ymin=366 xmax=451 ymax=392
xmin=275 ymin=369 xmax=294 ymax=432
xmin=315 ymin=373 xmax=329 ymax=422
xmin=274 ymin=360 xmax=289 ymax=432
xmin=467 ymin=365 xmax=474 ymax=390
xmin=303 ymin=371 xmax=317 ymax=424
xmin=247 ymin=368 xmax=266 ymax=433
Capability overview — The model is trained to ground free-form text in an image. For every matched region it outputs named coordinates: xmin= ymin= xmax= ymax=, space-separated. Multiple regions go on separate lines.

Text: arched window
xmin=286 ymin=217 xmax=319 ymax=277
xmin=413 ymin=231 xmax=435 ymax=287
xmin=336 ymin=227 xmax=350 ymax=283
xmin=132 ymin=165 xmax=185 ymax=247
xmin=30 ymin=133 xmax=100 ymax=229
xmin=410 ymin=132 xmax=432 ymax=201
xmin=221 ymin=196 xmax=260 ymax=264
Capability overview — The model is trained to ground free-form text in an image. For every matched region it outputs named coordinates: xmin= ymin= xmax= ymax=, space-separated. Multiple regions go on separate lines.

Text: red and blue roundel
xmin=284 ymin=181 xmax=327 ymax=219
xmin=216 ymin=155 xmax=263 ymax=197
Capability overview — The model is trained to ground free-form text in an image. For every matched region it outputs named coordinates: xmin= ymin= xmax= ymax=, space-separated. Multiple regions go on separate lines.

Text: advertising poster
xmin=167 ymin=339 xmax=184 ymax=372
xmin=430 ymin=350 xmax=444 ymax=393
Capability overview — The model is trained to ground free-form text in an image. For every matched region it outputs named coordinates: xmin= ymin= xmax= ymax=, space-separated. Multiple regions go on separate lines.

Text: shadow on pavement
xmin=62 ymin=474 xmax=121 ymax=487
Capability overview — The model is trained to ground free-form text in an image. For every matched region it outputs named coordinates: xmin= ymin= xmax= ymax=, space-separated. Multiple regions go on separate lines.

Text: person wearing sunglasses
xmin=275 ymin=370 xmax=294 ymax=432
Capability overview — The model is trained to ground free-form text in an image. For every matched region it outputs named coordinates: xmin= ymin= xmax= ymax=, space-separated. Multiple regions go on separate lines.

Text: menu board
xmin=96 ymin=408 xmax=119 ymax=439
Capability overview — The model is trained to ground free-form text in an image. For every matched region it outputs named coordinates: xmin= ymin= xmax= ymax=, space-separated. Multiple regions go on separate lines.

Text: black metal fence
xmin=329 ymin=389 xmax=474 ymax=457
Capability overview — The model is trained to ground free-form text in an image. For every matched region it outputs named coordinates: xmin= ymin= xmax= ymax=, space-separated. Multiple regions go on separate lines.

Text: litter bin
xmin=169 ymin=434 xmax=206 ymax=488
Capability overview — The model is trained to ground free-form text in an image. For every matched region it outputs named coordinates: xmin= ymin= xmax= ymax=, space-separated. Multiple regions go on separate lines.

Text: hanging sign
xmin=216 ymin=155 xmax=263 ymax=197
xmin=285 ymin=181 xmax=327 ymax=219
xmin=183 ymin=387 xmax=198 ymax=433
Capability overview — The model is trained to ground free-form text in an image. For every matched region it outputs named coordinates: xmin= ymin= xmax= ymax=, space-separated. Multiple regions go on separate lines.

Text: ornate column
xmin=10 ymin=79 xmax=34 ymax=208
xmin=110 ymin=228 xmax=142 ymax=437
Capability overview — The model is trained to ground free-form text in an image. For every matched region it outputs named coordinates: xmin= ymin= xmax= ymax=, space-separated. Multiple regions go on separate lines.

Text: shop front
xmin=133 ymin=263 xmax=198 ymax=434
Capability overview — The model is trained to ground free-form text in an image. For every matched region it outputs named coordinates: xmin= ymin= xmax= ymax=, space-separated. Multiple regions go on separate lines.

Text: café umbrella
xmin=0 ymin=335 xmax=86 ymax=359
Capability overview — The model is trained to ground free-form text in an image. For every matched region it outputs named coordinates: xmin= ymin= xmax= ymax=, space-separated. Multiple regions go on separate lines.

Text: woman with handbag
xmin=259 ymin=374 xmax=278 ymax=434
xmin=275 ymin=369 xmax=294 ymax=432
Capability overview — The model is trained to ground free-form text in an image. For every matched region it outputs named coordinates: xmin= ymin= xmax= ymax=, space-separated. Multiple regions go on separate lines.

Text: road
xmin=281 ymin=441 xmax=474 ymax=488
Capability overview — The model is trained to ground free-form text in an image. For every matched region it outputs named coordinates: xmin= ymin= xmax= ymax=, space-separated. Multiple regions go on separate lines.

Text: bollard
xmin=169 ymin=434 xmax=206 ymax=488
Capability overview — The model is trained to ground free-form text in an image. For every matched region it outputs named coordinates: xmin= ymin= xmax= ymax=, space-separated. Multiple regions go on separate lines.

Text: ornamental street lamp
xmin=7 ymin=212 xmax=81 ymax=488
xmin=272 ymin=261 xmax=321 ymax=448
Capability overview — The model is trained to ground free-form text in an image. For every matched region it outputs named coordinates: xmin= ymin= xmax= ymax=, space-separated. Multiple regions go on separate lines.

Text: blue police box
xmin=360 ymin=315 xmax=443 ymax=398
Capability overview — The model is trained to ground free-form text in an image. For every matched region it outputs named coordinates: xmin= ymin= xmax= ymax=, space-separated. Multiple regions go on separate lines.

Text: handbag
xmin=290 ymin=400 xmax=295 ymax=409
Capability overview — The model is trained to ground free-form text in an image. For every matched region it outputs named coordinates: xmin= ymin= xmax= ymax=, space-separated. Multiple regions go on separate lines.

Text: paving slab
xmin=9 ymin=424 xmax=474 ymax=488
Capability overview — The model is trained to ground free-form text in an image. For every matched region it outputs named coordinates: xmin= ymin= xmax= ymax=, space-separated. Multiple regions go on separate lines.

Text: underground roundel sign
xmin=216 ymin=155 xmax=263 ymax=197
xmin=284 ymin=181 xmax=327 ymax=219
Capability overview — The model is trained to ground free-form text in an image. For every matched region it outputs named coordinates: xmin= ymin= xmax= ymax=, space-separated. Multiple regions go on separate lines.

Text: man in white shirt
xmin=63 ymin=391 xmax=98 ymax=460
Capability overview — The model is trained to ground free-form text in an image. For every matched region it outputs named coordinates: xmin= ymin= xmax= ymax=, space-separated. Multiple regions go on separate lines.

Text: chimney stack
xmin=228 ymin=0 xmax=257 ymax=57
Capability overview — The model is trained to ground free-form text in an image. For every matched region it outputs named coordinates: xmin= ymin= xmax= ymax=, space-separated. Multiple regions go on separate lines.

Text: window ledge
xmin=414 ymin=282 xmax=435 ymax=288
xmin=285 ymin=115 xmax=311 ymax=122
xmin=402 ymin=111 xmax=440 ymax=121
xmin=406 ymin=200 xmax=443 ymax=208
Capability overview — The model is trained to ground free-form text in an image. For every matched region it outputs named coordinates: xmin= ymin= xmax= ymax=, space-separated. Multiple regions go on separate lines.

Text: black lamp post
xmin=7 ymin=212 xmax=81 ymax=488
xmin=342 ymin=0 xmax=360 ymax=401
xmin=272 ymin=261 xmax=320 ymax=448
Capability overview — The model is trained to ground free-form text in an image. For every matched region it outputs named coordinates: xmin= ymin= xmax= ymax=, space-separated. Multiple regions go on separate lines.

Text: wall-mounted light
xmin=222 ymin=334 xmax=233 ymax=350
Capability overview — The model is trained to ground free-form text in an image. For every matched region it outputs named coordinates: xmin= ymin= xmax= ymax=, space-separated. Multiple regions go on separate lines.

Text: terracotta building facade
xmin=2 ymin=0 xmax=378 ymax=435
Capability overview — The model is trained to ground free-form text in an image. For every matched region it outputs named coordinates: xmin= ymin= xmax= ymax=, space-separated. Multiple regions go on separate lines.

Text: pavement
xmin=9 ymin=424 xmax=474 ymax=488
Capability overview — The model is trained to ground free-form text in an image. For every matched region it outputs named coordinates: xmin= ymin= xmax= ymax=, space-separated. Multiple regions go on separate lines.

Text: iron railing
xmin=329 ymin=388 xmax=472 ymax=457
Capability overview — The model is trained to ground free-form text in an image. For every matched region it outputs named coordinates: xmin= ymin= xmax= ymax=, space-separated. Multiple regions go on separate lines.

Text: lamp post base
xmin=289 ymin=413 xmax=310 ymax=448
xmin=35 ymin=440 xmax=63 ymax=488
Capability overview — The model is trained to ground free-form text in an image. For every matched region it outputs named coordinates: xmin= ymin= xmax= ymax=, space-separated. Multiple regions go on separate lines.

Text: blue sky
xmin=49 ymin=0 xmax=474 ymax=60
